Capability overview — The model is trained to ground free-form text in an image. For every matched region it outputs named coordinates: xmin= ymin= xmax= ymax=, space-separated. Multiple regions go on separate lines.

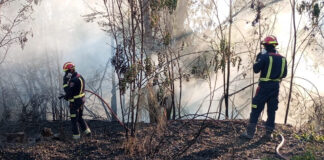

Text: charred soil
xmin=0 ymin=120 xmax=323 ymax=160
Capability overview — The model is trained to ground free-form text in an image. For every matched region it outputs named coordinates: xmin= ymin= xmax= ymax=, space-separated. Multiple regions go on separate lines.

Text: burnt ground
xmin=0 ymin=119 xmax=323 ymax=160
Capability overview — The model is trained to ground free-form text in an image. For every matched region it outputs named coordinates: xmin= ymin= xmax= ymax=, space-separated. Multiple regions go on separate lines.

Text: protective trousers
xmin=250 ymin=82 xmax=280 ymax=131
xmin=70 ymin=98 xmax=89 ymax=139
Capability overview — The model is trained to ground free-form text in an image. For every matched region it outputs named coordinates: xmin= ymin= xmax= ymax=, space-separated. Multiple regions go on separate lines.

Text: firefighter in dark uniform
xmin=241 ymin=36 xmax=288 ymax=139
xmin=62 ymin=62 xmax=91 ymax=140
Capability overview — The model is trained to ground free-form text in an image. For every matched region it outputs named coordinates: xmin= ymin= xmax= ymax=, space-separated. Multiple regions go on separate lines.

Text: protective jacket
xmin=254 ymin=51 xmax=287 ymax=82
xmin=63 ymin=72 xmax=85 ymax=103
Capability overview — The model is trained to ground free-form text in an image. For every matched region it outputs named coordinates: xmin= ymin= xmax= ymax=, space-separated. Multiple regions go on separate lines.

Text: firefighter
xmin=241 ymin=36 xmax=288 ymax=139
xmin=62 ymin=62 xmax=91 ymax=140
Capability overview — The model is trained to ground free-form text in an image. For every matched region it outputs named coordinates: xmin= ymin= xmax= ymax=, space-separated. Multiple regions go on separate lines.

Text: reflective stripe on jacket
xmin=253 ymin=51 xmax=287 ymax=82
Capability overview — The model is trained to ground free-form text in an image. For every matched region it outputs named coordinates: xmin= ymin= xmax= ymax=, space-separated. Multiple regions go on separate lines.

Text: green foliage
xmin=294 ymin=132 xmax=324 ymax=143
xmin=261 ymin=158 xmax=280 ymax=160
xmin=150 ymin=0 xmax=177 ymax=13
xmin=150 ymin=14 xmax=159 ymax=27
xmin=297 ymin=1 xmax=322 ymax=25
xmin=297 ymin=1 xmax=309 ymax=14
xmin=125 ymin=64 xmax=138 ymax=83
xmin=163 ymin=0 xmax=177 ymax=13
xmin=191 ymin=54 xmax=212 ymax=79
xmin=118 ymin=61 xmax=145 ymax=94
xmin=150 ymin=0 xmax=178 ymax=27
xmin=183 ymin=73 xmax=190 ymax=82
xmin=145 ymin=57 xmax=153 ymax=76
xmin=212 ymin=54 xmax=220 ymax=72
xmin=294 ymin=126 xmax=324 ymax=143
xmin=312 ymin=3 xmax=320 ymax=25
xmin=213 ymin=39 xmax=232 ymax=73
xmin=119 ymin=79 xmax=127 ymax=94
xmin=158 ymin=53 xmax=166 ymax=68
xmin=220 ymin=39 xmax=228 ymax=53
xmin=163 ymin=32 xmax=171 ymax=46
xmin=291 ymin=150 xmax=316 ymax=160
xmin=191 ymin=66 xmax=198 ymax=75
xmin=231 ymin=56 xmax=242 ymax=71
xmin=312 ymin=3 xmax=320 ymax=18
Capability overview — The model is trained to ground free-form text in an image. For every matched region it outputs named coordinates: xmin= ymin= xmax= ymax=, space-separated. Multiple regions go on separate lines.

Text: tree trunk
xmin=285 ymin=0 xmax=297 ymax=124
xmin=224 ymin=0 xmax=233 ymax=119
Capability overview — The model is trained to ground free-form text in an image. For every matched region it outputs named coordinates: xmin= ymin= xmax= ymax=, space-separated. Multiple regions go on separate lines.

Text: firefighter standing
xmin=62 ymin=62 xmax=91 ymax=140
xmin=241 ymin=36 xmax=288 ymax=139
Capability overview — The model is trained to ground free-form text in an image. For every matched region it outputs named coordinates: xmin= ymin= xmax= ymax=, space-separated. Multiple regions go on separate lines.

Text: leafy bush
xmin=294 ymin=132 xmax=324 ymax=143
xmin=291 ymin=151 xmax=316 ymax=160
xmin=261 ymin=157 xmax=280 ymax=160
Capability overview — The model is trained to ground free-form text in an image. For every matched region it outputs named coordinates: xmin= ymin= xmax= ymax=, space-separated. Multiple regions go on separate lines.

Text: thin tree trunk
xmin=252 ymin=0 xmax=263 ymax=101
xmin=111 ymin=71 xmax=118 ymax=121
xmin=130 ymin=0 xmax=136 ymax=137
xmin=257 ymin=0 xmax=264 ymax=121
xmin=171 ymin=52 xmax=176 ymax=120
xmin=165 ymin=51 xmax=172 ymax=120
xmin=221 ymin=42 xmax=226 ymax=120
xmin=134 ymin=0 xmax=145 ymax=133
xmin=285 ymin=0 xmax=297 ymax=124
xmin=177 ymin=51 xmax=182 ymax=118
xmin=118 ymin=75 xmax=125 ymax=124
xmin=224 ymin=0 xmax=233 ymax=119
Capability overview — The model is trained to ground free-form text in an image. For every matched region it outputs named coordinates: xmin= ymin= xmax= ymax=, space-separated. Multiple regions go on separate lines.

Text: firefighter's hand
xmin=256 ymin=52 xmax=262 ymax=61
xmin=58 ymin=94 xmax=66 ymax=100
xmin=65 ymin=72 xmax=72 ymax=79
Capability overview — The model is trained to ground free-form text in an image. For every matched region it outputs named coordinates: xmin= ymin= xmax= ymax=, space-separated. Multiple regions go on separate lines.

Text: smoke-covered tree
xmin=83 ymin=0 xmax=187 ymax=136
xmin=0 ymin=0 xmax=34 ymax=65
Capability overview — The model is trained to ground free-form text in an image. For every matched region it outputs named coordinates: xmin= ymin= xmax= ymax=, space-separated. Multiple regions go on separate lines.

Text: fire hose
xmin=276 ymin=133 xmax=288 ymax=160
xmin=84 ymin=90 xmax=129 ymax=131
xmin=255 ymin=124 xmax=287 ymax=160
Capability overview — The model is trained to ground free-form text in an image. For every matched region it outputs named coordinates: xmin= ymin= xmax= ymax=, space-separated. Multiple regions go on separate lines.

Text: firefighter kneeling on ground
xmin=60 ymin=62 xmax=91 ymax=140
xmin=241 ymin=35 xmax=288 ymax=139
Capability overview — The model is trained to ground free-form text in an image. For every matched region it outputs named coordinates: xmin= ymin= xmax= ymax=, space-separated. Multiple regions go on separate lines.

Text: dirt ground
xmin=0 ymin=120 xmax=323 ymax=160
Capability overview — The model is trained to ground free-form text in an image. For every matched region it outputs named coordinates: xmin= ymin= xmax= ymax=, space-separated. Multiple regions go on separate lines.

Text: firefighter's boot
xmin=264 ymin=126 xmax=274 ymax=139
xmin=83 ymin=128 xmax=91 ymax=138
xmin=240 ymin=123 xmax=257 ymax=139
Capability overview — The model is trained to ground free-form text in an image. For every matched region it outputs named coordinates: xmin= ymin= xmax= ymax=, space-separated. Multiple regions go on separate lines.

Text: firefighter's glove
xmin=256 ymin=52 xmax=262 ymax=62
xmin=58 ymin=94 xmax=67 ymax=100
xmin=65 ymin=72 xmax=72 ymax=79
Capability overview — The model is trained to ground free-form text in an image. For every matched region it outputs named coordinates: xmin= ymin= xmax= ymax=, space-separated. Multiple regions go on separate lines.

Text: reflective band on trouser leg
xmin=279 ymin=58 xmax=286 ymax=78
xmin=70 ymin=114 xmax=76 ymax=118
xmin=68 ymin=99 xmax=74 ymax=102
xmin=252 ymin=104 xmax=257 ymax=109
xmin=63 ymin=84 xmax=68 ymax=88
xmin=84 ymin=128 xmax=91 ymax=134
xmin=73 ymin=134 xmax=80 ymax=140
